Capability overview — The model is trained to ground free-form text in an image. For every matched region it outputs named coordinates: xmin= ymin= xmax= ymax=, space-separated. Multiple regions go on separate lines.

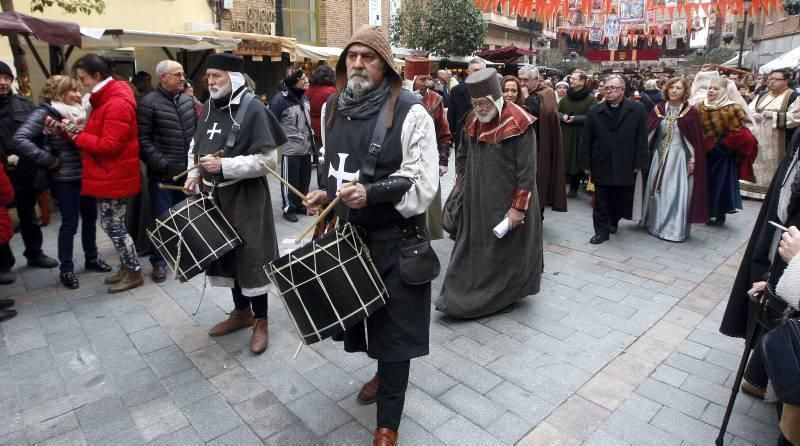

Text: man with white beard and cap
xmin=436 ymin=67 xmax=543 ymax=318
xmin=183 ymin=53 xmax=286 ymax=354
xmin=304 ymin=26 xmax=438 ymax=446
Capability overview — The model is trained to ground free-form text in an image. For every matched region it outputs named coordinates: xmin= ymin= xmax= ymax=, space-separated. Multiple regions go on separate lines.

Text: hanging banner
xmin=671 ymin=17 xmax=687 ymax=39
xmin=620 ymin=0 xmax=646 ymax=22
xmin=666 ymin=36 xmax=678 ymax=49
xmin=605 ymin=13 xmax=621 ymax=36
xmin=608 ymin=35 xmax=620 ymax=50
xmin=589 ymin=26 xmax=604 ymax=41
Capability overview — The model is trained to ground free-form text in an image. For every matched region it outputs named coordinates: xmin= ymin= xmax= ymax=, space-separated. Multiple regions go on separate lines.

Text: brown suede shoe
xmin=151 ymin=266 xmax=167 ymax=283
xmin=250 ymin=318 xmax=269 ymax=353
xmin=208 ymin=309 xmax=254 ymax=337
xmin=374 ymin=428 xmax=398 ymax=446
xmin=357 ymin=374 xmax=379 ymax=405
xmin=104 ymin=265 xmax=128 ymax=285
xmin=741 ymin=381 xmax=766 ymax=400
xmin=109 ymin=269 xmax=144 ymax=294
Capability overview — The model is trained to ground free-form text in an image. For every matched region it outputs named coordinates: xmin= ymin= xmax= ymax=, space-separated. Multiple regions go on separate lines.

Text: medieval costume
xmin=641 ymin=102 xmax=708 ymax=242
xmin=403 ymin=56 xmax=452 ymax=241
xmin=720 ymin=130 xmax=800 ymax=402
xmin=697 ymin=78 xmax=758 ymax=225
xmin=558 ymin=84 xmax=597 ymax=197
xmin=187 ymin=53 xmax=287 ymax=353
xmin=742 ymin=86 xmax=800 ymax=198
xmin=437 ymin=68 xmax=543 ymax=319
xmin=320 ymin=26 xmax=439 ymax=444
xmin=525 ymin=70 xmax=567 ymax=212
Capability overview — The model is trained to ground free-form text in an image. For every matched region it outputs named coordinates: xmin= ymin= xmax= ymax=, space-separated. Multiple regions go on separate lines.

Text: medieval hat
xmin=206 ymin=53 xmax=245 ymax=73
xmin=404 ymin=56 xmax=431 ymax=81
xmin=466 ymin=68 xmax=502 ymax=101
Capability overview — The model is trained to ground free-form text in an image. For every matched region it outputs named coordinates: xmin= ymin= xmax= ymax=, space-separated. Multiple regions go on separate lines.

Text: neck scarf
xmin=567 ymin=85 xmax=591 ymax=101
xmin=337 ymin=80 xmax=391 ymax=119
xmin=51 ymin=100 xmax=86 ymax=124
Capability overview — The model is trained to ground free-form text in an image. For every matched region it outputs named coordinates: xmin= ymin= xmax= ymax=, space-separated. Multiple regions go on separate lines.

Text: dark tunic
xmin=194 ymin=90 xmax=286 ymax=292
xmin=559 ymin=88 xmax=597 ymax=176
xmin=324 ymin=90 xmax=431 ymax=361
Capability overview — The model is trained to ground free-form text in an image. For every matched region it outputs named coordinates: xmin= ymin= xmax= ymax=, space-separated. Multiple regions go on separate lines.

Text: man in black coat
xmin=447 ymin=59 xmax=485 ymax=152
xmin=0 ymin=62 xmax=58 ymax=270
xmin=138 ymin=60 xmax=197 ymax=282
xmin=580 ymin=74 xmax=648 ymax=244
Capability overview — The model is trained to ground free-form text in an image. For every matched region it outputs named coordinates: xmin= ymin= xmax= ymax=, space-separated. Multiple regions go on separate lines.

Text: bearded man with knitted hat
xmin=183 ymin=53 xmax=287 ymax=354
xmin=403 ymin=55 xmax=452 ymax=240
xmin=304 ymin=26 xmax=439 ymax=446
xmin=436 ymin=67 xmax=543 ymax=319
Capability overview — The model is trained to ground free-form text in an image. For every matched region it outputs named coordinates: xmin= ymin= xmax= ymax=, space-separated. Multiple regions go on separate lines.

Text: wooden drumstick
xmin=295 ymin=180 xmax=357 ymax=244
xmin=172 ymin=149 xmax=224 ymax=181
xmin=158 ymin=183 xmax=187 ymax=192
xmin=258 ymin=160 xmax=308 ymax=201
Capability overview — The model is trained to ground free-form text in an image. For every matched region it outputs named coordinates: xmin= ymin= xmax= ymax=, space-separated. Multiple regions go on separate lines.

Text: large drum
xmin=147 ymin=194 xmax=241 ymax=282
xmin=265 ymin=224 xmax=388 ymax=345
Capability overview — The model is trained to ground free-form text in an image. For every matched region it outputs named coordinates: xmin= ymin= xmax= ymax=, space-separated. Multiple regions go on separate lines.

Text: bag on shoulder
xmin=442 ymin=178 xmax=464 ymax=235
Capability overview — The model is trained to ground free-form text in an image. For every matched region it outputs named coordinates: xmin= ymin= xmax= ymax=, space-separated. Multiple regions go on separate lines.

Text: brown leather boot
xmin=374 ymin=428 xmax=398 ymax=446
xmin=108 ymin=268 xmax=144 ymax=293
xmin=208 ymin=309 xmax=254 ymax=337
xmin=103 ymin=265 xmax=128 ymax=285
xmin=357 ymin=374 xmax=379 ymax=405
xmin=249 ymin=318 xmax=269 ymax=353
xmin=741 ymin=381 xmax=766 ymax=400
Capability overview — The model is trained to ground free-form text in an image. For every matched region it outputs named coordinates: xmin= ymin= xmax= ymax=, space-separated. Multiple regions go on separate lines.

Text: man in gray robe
xmin=436 ymin=68 xmax=543 ymax=319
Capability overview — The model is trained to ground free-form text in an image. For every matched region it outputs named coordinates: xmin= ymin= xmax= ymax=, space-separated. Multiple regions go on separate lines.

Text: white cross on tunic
xmin=328 ymin=153 xmax=360 ymax=190
xmin=207 ymin=122 xmax=222 ymax=140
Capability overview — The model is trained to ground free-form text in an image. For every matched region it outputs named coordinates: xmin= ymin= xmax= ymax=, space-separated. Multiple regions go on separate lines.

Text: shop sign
xmin=234 ymin=39 xmax=282 ymax=57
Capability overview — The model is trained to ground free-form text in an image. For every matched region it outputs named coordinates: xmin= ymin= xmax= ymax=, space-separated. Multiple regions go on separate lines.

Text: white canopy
xmin=759 ymin=46 xmax=800 ymax=74
xmin=722 ymin=51 xmax=750 ymax=67
xmin=295 ymin=44 xmax=342 ymax=63
xmin=80 ymin=28 xmax=240 ymax=51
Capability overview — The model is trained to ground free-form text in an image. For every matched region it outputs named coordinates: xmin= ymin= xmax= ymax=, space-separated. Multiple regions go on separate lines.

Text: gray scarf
xmin=337 ymin=80 xmax=391 ymax=119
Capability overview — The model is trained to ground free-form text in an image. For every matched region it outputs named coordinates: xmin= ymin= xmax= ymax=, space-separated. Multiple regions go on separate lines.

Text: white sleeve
xmin=321 ymin=102 xmax=327 ymax=148
xmin=777 ymin=254 xmax=800 ymax=311
xmin=187 ymin=139 xmax=199 ymax=179
xmin=391 ymin=103 xmax=439 ymax=218
xmin=219 ymin=148 xmax=277 ymax=179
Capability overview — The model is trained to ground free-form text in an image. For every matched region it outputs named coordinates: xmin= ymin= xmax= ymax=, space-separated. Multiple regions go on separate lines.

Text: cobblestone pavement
xmin=0 ymin=169 xmax=779 ymax=445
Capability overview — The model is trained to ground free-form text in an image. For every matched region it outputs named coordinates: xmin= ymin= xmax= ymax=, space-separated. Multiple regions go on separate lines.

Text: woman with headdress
xmin=697 ymin=77 xmax=758 ymax=225
xmin=641 ymin=77 xmax=708 ymax=242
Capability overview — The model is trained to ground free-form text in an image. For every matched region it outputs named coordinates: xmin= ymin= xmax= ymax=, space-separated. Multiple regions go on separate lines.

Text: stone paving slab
xmin=0 ymin=170 xmax=779 ymax=445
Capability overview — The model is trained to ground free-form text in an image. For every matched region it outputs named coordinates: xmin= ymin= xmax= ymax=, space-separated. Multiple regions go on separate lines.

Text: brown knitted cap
xmin=328 ymin=26 xmax=403 ymax=129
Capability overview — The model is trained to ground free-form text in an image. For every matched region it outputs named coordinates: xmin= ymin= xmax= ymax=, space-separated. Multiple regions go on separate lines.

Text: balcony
xmin=482 ymin=12 xmax=519 ymax=28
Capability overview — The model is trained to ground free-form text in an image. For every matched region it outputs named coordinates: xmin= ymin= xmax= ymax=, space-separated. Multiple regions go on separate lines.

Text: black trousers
xmin=377 ymin=359 xmax=411 ymax=431
xmin=281 ymin=154 xmax=312 ymax=215
xmin=0 ymin=243 xmax=15 ymax=271
xmin=15 ymin=188 xmax=44 ymax=259
xmin=744 ymin=333 xmax=768 ymax=389
xmin=593 ymin=185 xmax=634 ymax=237
xmin=232 ymin=284 xmax=268 ymax=318
xmin=567 ymin=173 xmax=582 ymax=192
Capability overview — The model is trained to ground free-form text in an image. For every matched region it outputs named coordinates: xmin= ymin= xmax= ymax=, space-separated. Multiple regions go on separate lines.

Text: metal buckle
xmin=368 ymin=143 xmax=381 ymax=155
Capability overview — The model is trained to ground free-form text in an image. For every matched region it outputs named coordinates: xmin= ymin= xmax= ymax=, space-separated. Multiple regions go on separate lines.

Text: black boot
xmin=27 ymin=253 xmax=58 ymax=268
xmin=85 ymin=257 xmax=113 ymax=272
xmin=59 ymin=272 xmax=79 ymax=289
xmin=0 ymin=308 xmax=17 ymax=322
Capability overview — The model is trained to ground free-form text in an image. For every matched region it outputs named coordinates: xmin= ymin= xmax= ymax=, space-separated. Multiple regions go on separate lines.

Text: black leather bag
xmin=398 ymin=222 xmax=440 ymax=285
xmin=762 ymin=317 xmax=800 ymax=404
xmin=442 ymin=178 xmax=464 ymax=235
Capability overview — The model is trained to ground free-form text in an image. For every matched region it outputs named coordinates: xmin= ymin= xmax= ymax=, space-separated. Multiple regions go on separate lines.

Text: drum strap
xmin=359 ymin=98 xmax=391 ymax=183
xmin=225 ymin=91 xmax=257 ymax=153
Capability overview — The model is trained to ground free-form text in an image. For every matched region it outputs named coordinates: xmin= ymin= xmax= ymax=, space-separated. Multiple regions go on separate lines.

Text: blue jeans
xmin=147 ymin=176 xmax=186 ymax=267
xmin=51 ymin=181 xmax=98 ymax=273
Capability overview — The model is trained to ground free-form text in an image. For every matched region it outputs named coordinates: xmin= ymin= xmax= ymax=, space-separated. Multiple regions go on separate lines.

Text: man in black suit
xmin=447 ymin=59 xmax=485 ymax=154
xmin=579 ymin=74 xmax=648 ymax=245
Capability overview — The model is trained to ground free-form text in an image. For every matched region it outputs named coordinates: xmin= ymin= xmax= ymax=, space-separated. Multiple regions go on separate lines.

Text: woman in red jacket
xmin=305 ymin=64 xmax=336 ymax=187
xmin=64 ymin=54 xmax=143 ymax=292
xmin=0 ymin=162 xmax=18 ymax=321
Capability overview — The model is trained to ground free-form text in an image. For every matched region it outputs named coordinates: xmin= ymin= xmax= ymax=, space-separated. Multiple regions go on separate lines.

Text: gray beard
xmin=347 ymin=75 xmax=374 ymax=98
xmin=476 ymin=107 xmax=498 ymax=123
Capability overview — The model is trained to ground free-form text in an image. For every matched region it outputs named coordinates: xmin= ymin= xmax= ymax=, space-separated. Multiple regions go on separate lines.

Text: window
xmin=282 ymin=0 xmax=318 ymax=44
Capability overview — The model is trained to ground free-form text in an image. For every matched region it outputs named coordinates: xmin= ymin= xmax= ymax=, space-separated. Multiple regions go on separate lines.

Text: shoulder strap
xmin=359 ymin=98 xmax=392 ymax=183
xmin=224 ymin=91 xmax=256 ymax=154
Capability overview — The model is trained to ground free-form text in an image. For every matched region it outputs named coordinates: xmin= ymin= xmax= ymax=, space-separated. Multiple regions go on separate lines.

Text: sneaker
xmin=59 ymin=272 xmax=79 ymax=289
xmin=27 ymin=253 xmax=58 ymax=269
xmin=283 ymin=212 xmax=298 ymax=223
xmin=0 ymin=270 xmax=15 ymax=285
xmin=85 ymin=257 xmax=113 ymax=272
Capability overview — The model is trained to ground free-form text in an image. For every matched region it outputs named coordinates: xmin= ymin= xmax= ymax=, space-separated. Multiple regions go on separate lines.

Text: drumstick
xmin=158 ymin=183 xmax=187 ymax=192
xmin=172 ymin=149 xmax=224 ymax=181
xmin=258 ymin=160 xmax=308 ymax=201
xmin=295 ymin=180 xmax=357 ymax=244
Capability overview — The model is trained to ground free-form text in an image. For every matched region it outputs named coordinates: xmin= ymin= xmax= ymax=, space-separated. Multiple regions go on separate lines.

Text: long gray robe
xmin=436 ymin=127 xmax=543 ymax=319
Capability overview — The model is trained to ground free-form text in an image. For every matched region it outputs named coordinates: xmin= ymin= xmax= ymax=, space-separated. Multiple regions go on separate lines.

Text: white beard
xmin=347 ymin=70 xmax=374 ymax=97
xmin=476 ymin=107 xmax=498 ymax=123
xmin=209 ymin=82 xmax=232 ymax=100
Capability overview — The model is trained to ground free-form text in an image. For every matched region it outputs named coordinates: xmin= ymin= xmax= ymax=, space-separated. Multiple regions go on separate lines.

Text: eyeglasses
xmin=166 ymin=72 xmax=186 ymax=79
xmin=470 ymin=99 xmax=494 ymax=109
xmin=605 ymin=86 xmax=624 ymax=91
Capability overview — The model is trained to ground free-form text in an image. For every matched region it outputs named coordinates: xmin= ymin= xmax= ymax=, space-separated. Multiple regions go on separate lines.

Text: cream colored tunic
xmin=741 ymin=90 xmax=800 ymax=198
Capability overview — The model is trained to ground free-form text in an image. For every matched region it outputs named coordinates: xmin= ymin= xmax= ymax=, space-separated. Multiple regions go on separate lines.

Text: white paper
xmin=493 ymin=217 xmax=511 ymax=238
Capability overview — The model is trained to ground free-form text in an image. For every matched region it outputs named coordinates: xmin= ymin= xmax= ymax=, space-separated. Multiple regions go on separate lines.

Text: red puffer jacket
xmin=75 ymin=79 xmax=141 ymax=199
xmin=0 ymin=163 xmax=15 ymax=245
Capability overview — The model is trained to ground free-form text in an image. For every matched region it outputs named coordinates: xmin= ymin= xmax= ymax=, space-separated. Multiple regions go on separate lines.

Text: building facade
xmin=750 ymin=9 xmax=800 ymax=68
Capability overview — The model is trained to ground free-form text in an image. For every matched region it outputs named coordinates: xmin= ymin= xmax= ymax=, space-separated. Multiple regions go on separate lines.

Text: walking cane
xmin=716 ymin=301 xmax=761 ymax=445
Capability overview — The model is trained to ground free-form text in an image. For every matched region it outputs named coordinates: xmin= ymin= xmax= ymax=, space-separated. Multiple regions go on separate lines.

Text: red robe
xmin=646 ymin=102 xmax=709 ymax=224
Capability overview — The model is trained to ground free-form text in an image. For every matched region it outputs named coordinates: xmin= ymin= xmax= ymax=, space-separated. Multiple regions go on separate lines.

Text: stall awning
xmin=759 ymin=46 xmax=800 ymax=74
xmin=392 ymin=47 xmax=502 ymax=66
xmin=295 ymin=44 xmax=342 ymax=63
xmin=722 ymin=51 xmax=751 ymax=67
xmin=0 ymin=11 xmax=81 ymax=47
xmin=185 ymin=30 xmax=296 ymax=59
xmin=474 ymin=44 xmax=536 ymax=64
xmin=584 ymin=49 xmax=660 ymax=62
xmin=80 ymin=28 xmax=240 ymax=51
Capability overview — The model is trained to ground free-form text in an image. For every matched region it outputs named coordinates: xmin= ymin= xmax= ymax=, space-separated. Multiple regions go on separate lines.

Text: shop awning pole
xmin=161 ymin=47 xmax=175 ymax=61
xmin=22 ymin=34 xmax=49 ymax=78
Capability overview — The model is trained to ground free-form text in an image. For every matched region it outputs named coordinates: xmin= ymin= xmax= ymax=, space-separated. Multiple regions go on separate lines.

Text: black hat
xmin=0 ymin=61 xmax=14 ymax=80
xmin=206 ymin=53 xmax=244 ymax=73
xmin=285 ymin=68 xmax=304 ymax=87
xmin=465 ymin=68 xmax=502 ymax=101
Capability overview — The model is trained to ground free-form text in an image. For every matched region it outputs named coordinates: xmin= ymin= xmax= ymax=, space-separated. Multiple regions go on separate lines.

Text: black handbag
xmin=442 ymin=178 xmax=464 ymax=235
xmin=762 ymin=317 xmax=800 ymax=404
xmin=398 ymin=219 xmax=440 ymax=285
